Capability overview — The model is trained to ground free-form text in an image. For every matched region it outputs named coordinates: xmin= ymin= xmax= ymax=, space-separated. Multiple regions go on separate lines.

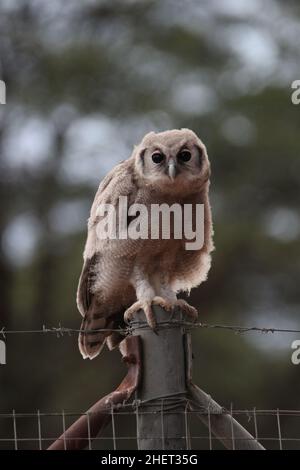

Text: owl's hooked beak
xmin=168 ymin=159 xmax=177 ymax=180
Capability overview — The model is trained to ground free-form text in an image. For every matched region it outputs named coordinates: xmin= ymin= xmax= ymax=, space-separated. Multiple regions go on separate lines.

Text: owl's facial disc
xmin=136 ymin=130 xmax=209 ymax=189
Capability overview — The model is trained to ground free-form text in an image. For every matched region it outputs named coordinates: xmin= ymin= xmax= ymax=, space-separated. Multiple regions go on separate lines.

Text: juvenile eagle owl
xmin=77 ymin=129 xmax=213 ymax=359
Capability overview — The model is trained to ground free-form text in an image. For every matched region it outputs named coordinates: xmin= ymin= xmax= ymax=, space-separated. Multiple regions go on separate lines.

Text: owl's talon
xmin=124 ymin=297 xmax=198 ymax=330
xmin=124 ymin=300 xmax=157 ymax=330
xmin=152 ymin=296 xmax=173 ymax=312
xmin=124 ymin=301 xmax=143 ymax=324
xmin=172 ymin=299 xmax=198 ymax=321
xmin=124 ymin=297 xmax=174 ymax=330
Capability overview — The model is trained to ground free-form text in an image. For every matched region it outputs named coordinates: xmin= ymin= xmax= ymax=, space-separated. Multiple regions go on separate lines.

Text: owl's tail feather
xmin=106 ymin=331 xmax=124 ymax=350
xmin=78 ymin=313 xmax=113 ymax=360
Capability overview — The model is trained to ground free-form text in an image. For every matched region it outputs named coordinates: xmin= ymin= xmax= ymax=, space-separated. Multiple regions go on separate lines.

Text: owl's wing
xmin=76 ymin=160 xmax=138 ymax=359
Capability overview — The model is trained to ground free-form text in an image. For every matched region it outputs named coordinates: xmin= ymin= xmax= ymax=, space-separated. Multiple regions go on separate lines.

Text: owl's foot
xmin=124 ymin=300 xmax=156 ymax=330
xmin=124 ymin=297 xmax=172 ymax=330
xmin=152 ymin=296 xmax=173 ymax=312
xmin=172 ymin=299 xmax=198 ymax=321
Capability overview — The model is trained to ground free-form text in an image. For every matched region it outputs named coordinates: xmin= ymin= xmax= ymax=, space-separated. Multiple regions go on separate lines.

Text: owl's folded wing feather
xmin=76 ymin=159 xmax=138 ymax=359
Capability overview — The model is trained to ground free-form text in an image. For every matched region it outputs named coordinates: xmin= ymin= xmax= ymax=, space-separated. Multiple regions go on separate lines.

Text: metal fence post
xmin=131 ymin=306 xmax=189 ymax=450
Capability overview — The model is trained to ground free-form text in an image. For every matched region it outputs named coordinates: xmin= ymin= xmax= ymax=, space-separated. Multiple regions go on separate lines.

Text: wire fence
xmin=1 ymin=317 xmax=299 ymax=450
xmin=1 ymin=405 xmax=300 ymax=450
xmin=1 ymin=321 xmax=300 ymax=338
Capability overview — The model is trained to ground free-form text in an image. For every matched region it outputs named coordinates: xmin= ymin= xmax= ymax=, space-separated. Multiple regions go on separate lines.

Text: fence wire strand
xmin=62 ymin=410 xmax=67 ymax=451
xmin=37 ymin=410 xmax=42 ymax=451
xmin=277 ymin=408 xmax=283 ymax=450
xmin=1 ymin=405 xmax=300 ymax=450
xmin=86 ymin=412 xmax=92 ymax=451
xmin=1 ymin=321 xmax=300 ymax=339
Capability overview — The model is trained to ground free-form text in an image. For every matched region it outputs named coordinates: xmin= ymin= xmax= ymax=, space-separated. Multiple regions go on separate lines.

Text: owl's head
xmin=133 ymin=129 xmax=210 ymax=191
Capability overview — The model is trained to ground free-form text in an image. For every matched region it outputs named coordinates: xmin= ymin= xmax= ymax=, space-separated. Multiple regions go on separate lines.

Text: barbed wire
xmin=188 ymin=322 xmax=300 ymax=334
xmin=0 ymin=324 xmax=126 ymax=339
xmin=1 ymin=320 xmax=300 ymax=339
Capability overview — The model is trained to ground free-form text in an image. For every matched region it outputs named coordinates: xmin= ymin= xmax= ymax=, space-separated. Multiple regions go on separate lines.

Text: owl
xmin=77 ymin=128 xmax=214 ymax=359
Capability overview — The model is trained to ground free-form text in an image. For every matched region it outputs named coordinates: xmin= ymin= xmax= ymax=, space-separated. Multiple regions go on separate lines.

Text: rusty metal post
xmin=130 ymin=306 xmax=189 ymax=450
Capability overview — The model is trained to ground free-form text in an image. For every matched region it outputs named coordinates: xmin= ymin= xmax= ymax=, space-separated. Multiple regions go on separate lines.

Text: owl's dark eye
xmin=152 ymin=152 xmax=164 ymax=164
xmin=177 ymin=150 xmax=191 ymax=162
